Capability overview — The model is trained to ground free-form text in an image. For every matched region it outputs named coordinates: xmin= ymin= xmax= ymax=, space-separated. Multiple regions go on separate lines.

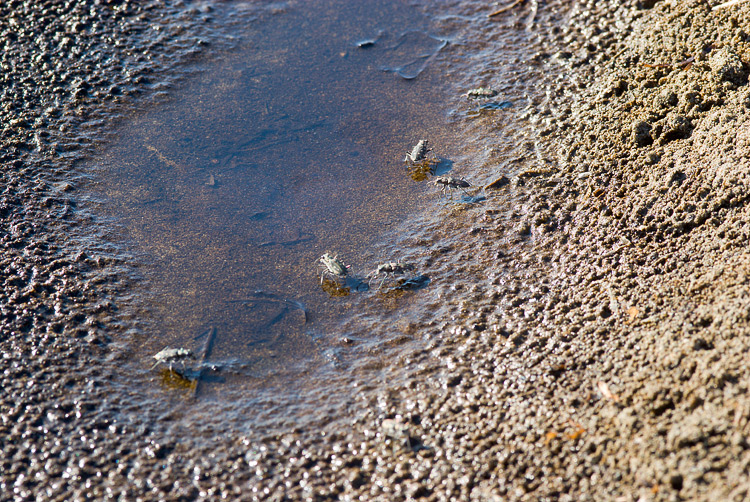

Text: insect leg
xmin=377 ymin=274 xmax=387 ymax=291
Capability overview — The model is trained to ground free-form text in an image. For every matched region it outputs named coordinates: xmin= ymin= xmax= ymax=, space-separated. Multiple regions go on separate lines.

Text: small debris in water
xmin=192 ymin=326 xmax=217 ymax=398
xmin=488 ymin=0 xmax=526 ymax=17
xmin=485 ymin=175 xmax=510 ymax=190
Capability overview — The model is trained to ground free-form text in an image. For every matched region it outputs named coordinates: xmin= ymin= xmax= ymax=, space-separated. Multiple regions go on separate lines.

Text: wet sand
xmin=4 ymin=1 xmax=750 ymax=501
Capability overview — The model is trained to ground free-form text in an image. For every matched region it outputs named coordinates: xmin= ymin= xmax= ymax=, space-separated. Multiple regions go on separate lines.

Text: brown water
xmin=85 ymin=0 xmax=465 ymax=425
xmin=85 ymin=0 xmax=559 ymax=436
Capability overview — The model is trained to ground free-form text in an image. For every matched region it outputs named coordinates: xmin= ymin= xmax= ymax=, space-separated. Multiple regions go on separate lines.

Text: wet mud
xmin=4 ymin=0 xmax=750 ymax=501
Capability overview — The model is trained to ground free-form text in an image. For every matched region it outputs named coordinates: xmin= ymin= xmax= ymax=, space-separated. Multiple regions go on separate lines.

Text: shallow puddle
xmin=86 ymin=0 xmax=470 ymax=421
xmin=74 ymin=0 xmax=573 ymax=440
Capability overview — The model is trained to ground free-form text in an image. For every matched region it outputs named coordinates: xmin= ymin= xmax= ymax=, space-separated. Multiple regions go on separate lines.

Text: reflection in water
xmin=320 ymin=279 xmax=351 ymax=298
xmin=407 ymin=158 xmax=438 ymax=182
xmin=159 ymin=368 xmax=198 ymax=393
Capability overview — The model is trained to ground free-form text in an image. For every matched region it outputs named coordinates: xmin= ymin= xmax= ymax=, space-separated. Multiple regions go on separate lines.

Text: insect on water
xmin=369 ymin=260 xmax=415 ymax=290
xmin=381 ymin=417 xmax=412 ymax=450
xmin=151 ymin=347 xmax=195 ymax=371
xmin=319 ymin=253 xmax=349 ymax=284
xmin=463 ymin=87 xmax=499 ymax=99
xmin=404 ymin=139 xmax=432 ymax=163
xmin=434 ymin=176 xmax=471 ymax=198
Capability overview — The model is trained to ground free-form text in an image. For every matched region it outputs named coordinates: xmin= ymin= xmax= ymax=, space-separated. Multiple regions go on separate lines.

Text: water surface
xmin=89 ymin=0 xmax=465 ymax=424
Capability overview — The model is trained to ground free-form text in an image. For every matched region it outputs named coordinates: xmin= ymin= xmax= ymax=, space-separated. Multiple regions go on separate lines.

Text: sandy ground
xmin=4 ymin=0 xmax=750 ymax=501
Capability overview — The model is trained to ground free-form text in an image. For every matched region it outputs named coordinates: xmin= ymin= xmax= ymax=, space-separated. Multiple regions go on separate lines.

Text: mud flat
xmin=4 ymin=0 xmax=750 ymax=501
